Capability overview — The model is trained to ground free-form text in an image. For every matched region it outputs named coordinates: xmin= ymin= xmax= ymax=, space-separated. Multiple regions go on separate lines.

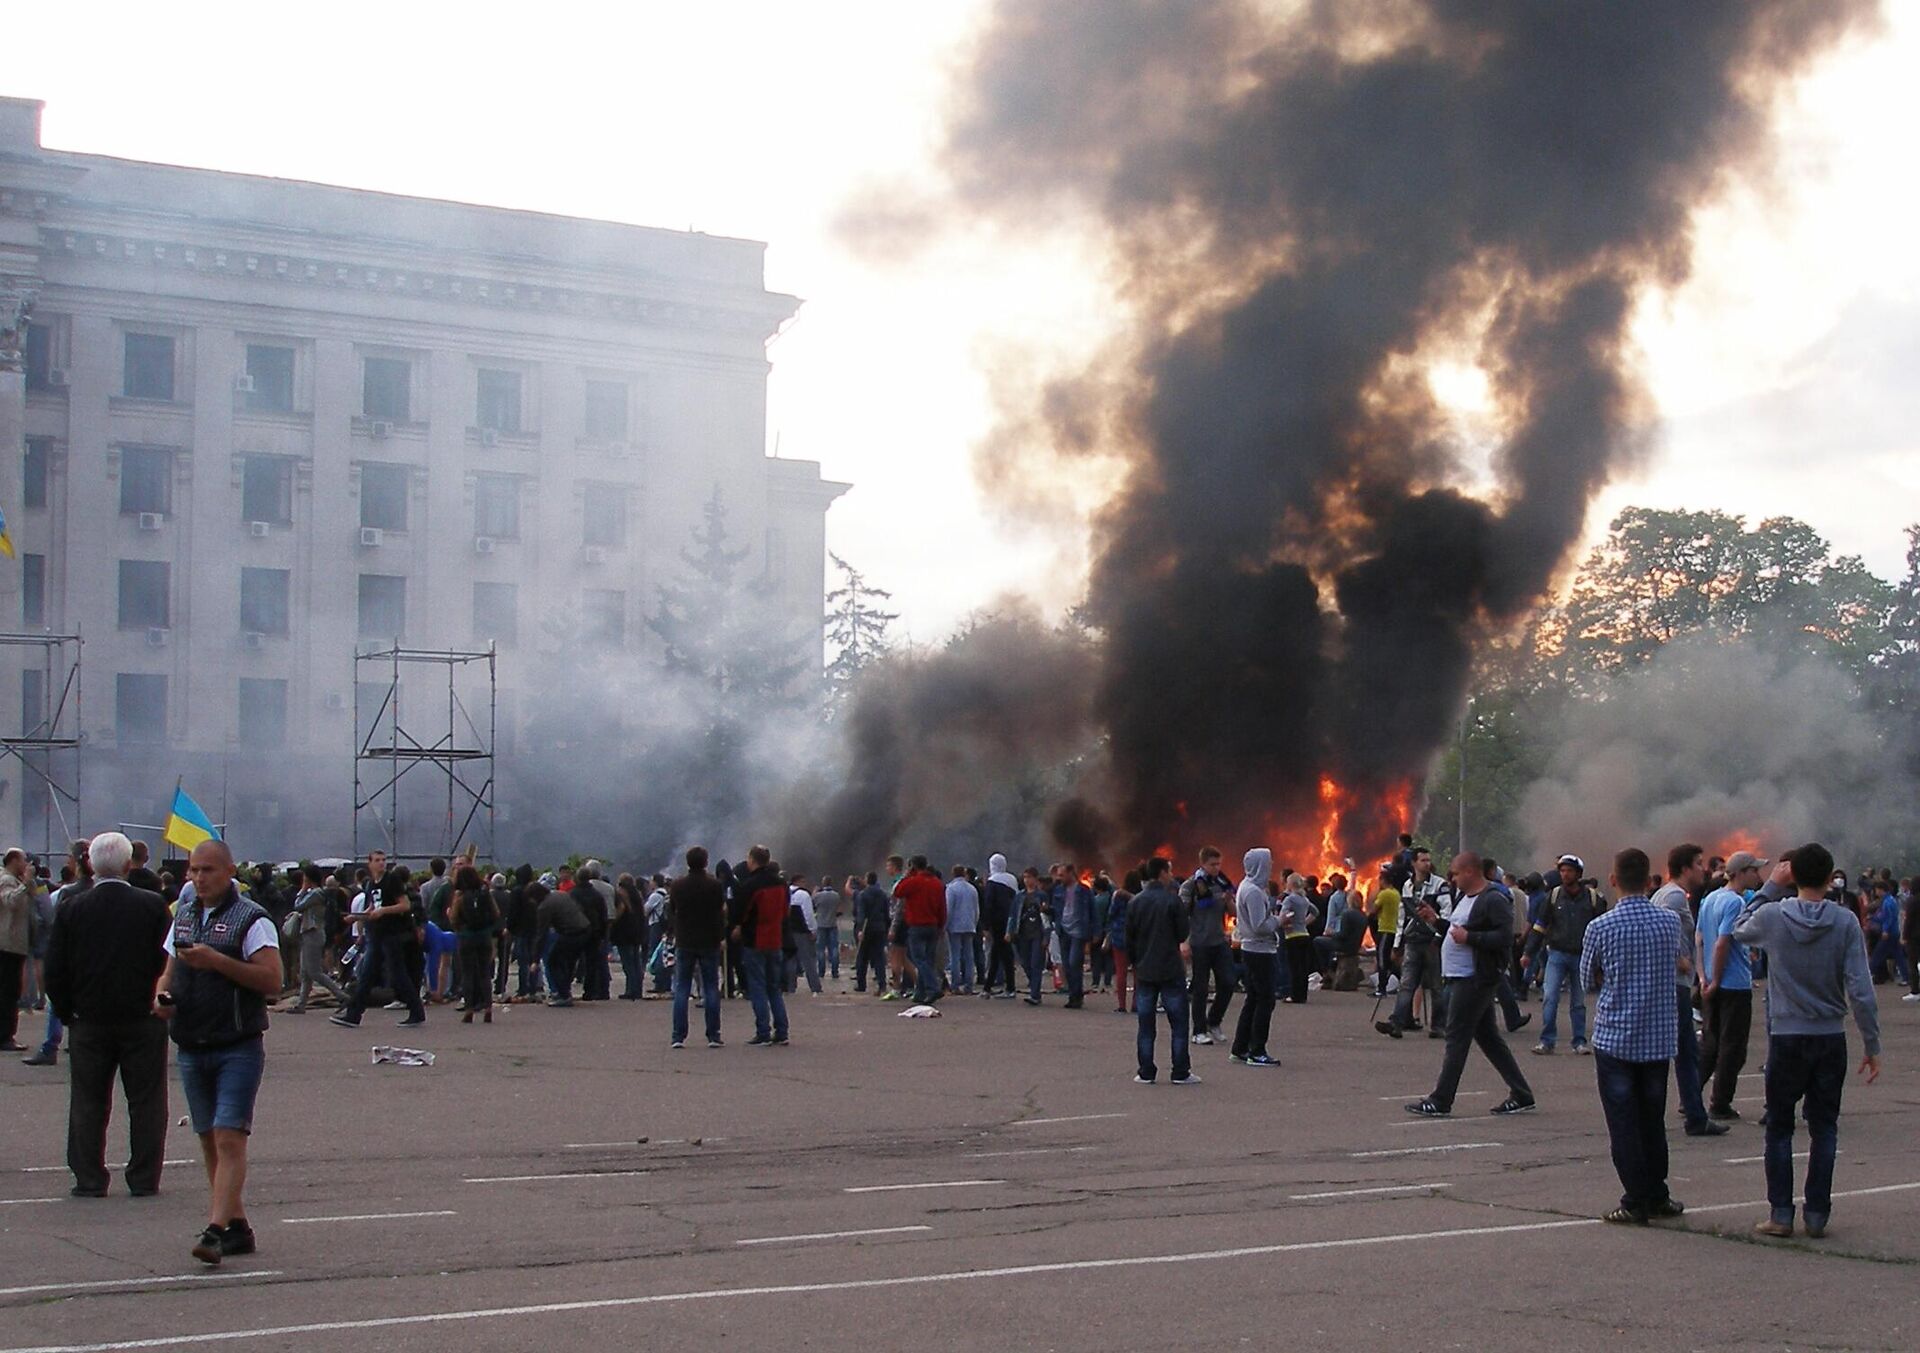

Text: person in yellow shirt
xmin=1371 ymin=863 xmax=1402 ymax=999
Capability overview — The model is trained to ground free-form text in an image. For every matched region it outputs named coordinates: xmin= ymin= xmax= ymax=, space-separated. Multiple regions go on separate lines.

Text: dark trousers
xmin=1672 ymin=986 xmax=1708 ymax=1128
xmin=907 ymin=926 xmax=941 ymax=1003
xmin=546 ymin=931 xmax=588 ymax=999
xmin=1390 ymin=940 xmax=1438 ymax=1029
xmin=987 ymin=934 xmax=1017 ymax=991
xmin=1764 ymin=1032 xmax=1847 ymax=1225
xmin=1593 ymin=1050 xmax=1671 ymax=1214
xmin=585 ymin=936 xmax=612 ymax=1000
xmin=1283 ymin=936 xmax=1316 ymax=1003
xmin=1061 ymin=935 xmax=1086 ymax=1002
xmin=1908 ymin=933 xmax=1920 ymax=996
xmin=853 ymin=932 xmax=888 ymax=992
xmin=1020 ymin=935 xmax=1047 ymax=1000
xmin=0 ymin=952 xmax=23 ymax=1044
xmin=347 ymin=934 xmax=425 ymax=1021
xmin=1134 ymin=979 xmax=1190 ymax=1082
xmin=456 ymin=940 xmax=493 ymax=1011
xmin=512 ymin=934 xmax=544 ymax=996
xmin=1698 ymin=987 xmax=1752 ymax=1113
xmin=67 ymin=1017 xmax=170 ymax=1195
xmin=1231 ymin=951 xmax=1277 ymax=1059
xmin=1429 ymin=976 xmax=1532 ymax=1111
xmin=1187 ymin=943 xmax=1234 ymax=1032
xmin=617 ymin=943 xmax=644 ymax=998
xmin=1495 ymin=973 xmax=1524 ymax=1029
xmin=1373 ymin=936 xmax=1396 ymax=995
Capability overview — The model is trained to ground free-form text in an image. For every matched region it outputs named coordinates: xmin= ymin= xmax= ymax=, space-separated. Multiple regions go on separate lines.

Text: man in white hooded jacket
xmin=1230 ymin=849 xmax=1281 ymax=1067
xmin=981 ymin=855 xmax=1020 ymax=998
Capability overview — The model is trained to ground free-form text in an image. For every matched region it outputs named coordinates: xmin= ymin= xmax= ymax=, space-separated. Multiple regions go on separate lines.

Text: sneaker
xmin=22 ymin=1050 xmax=57 ymax=1066
xmin=1506 ymin=1012 xmax=1532 ymax=1034
xmin=384 ymin=1001 xmax=407 ymax=1011
xmin=707 ymin=1038 xmax=724 ymax=1049
xmin=1244 ymin=1054 xmax=1280 ymax=1068
xmin=395 ymin=1016 xmax=426 ymax=1028
xmin=1684 ymin=1119 xmax=1730 ymax=1137
xmin=1529 ymin=1043 xmax=1554 ymax=1056
xmin=1708 ymin=1105 xmax=1740 ymax=1121
xmin=1132 ymin=1073 xmax=1154 ymax=1084
xmin=1023 ymin=997 xmax=1041 ymax=1006
xmin=1169 ymin=1073 xmax=1201 ymax=1086
xmin=327 ymin=1013 xmax=361 ymax=1028
xmin=1404 ymin=1099 xmax=1449 ymax=1117
xmin=745 ymin=1036 xmax=772 ymax=1047
xmin=1646 ymin=1198 xmax=1685 ymax=1219
xmin=191 ymin=1225 xmax=225 ymax=1265
xmin=220 ymin=1219 xmax=257 ymax=1256
xmin=670 ymin=1040 xmax=685 ymax=1050
xmin=1603 ymin=1207 xmax=1649 ymax=1226
xmin=1903 ymin=992 xmax=1920 ymax=1003
xmin=1374 ymin=1020 xmax=1402 ymax=1040
xmin=1427 ymin=1029 xmax=1444 ymax=1039
xmin=1753 ymin=1218 xmax=1793 ymax=1238
xmin=1491 ymin=1097 xmax=1536 ymax=1116
xmin=1227 ymin=1053 xmax=1248 ymax=1064
xmin=1571 ymin=1043 xmax=1593 ymax=1056
xmin=547 ymin=998 xmax=574 ymax=1008
xmin=1190 ymin=1032 xmax=1214 ymax=1046
xmin=772 ymin=1037 xmax=790 ymax=1046
xmin=879 ymin=991 xmax=900 ymax=1002
xmin=1208 ymin=1025 xmax=1224 ymax=1042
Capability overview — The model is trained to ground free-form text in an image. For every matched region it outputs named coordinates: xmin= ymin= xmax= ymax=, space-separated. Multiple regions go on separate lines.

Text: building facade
xmin=0 ymin=96 xmax=847 ymax=860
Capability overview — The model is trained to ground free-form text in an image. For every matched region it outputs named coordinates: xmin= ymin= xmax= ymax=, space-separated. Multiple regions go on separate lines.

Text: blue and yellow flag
xmin=164 ymin=785 xmax=220 ymax=852
xmin=0 ymin=504 xmax=14 ymax=560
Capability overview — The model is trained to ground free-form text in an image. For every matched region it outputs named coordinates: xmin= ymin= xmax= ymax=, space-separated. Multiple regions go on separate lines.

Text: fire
xmin=1264 ymin=775 xmax=1415 ymax=888
xmin=1711 ymin=830 xmax=1763 ymax=864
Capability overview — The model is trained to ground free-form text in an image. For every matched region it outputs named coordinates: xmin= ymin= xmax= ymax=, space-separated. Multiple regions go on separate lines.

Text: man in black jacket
xmin=667 ymin=846 xmax=727 ymax=1048
xmin=1125 ymin=857 xmax=1196 ymax=1086
xmin=44 ymin=832 xmax=171 ymax=1198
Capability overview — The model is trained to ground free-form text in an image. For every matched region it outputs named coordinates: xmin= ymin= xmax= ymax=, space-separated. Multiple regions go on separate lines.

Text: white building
xmin=0 ymin=96 xmax=847 ymax=859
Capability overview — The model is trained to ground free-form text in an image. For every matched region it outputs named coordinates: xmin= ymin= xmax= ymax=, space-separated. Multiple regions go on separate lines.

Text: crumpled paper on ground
xmin=370 ymin=1045 xmax=435 ymax=1066
xmin=897 ymin=1004 xmax=942 ymax=1018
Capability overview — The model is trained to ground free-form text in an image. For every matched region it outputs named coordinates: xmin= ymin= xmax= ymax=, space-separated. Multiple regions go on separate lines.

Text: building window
xmin=22 ymin=554 xmax=45 ymax=627
xmin=23 ymin=438 xmax=49 ymax=510
xmin=583 ymin=589 xmax=626 ymax=645
xmin=124 ymin=333 xmax=176 ymax=401
xmin=363 ymin=356 xmax=411 ymax=421
xmin=118 ymin=560 xmax=170 ymax=629
xmin=24 ymin=323 xmax=53 ymax=391
xmin=473 ymin=475 xmax=519 ymax=539
xmin=243 ymin=456 xmax=294 ymax=525
xmin=119 ymin=447 xmax=174 ymax=516
xmin=245 ymin=344 xmax=296 ymax=413
xmin=476 ymin=368 xmax=522 ymax=433
xmin=240 ymin=567 xmax=291 ymax=636
xmin=584 ymin=380 xmax=628 ymax=441
xmin=583 ymin=489 xmax=627 ymax=548
xmin=22 ymin=669 xmax=45 ymax=737
xmin=116 ymin=674 xmax=168 ymax=745
xmin=237 ymin=678 xmax=288 ymax=748
xmin=357 ymin=574 xmax=406 ymax=638
xmin=359 ymin=463 xmax=410 ymax=532
xmin=472 ymin=582 xmax=518 ymax=648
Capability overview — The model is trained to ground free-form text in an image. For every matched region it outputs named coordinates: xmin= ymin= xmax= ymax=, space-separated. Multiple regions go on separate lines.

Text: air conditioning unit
xmin=242 ymin=631 xmax=265 ymax=651
xmin=359 ymin=526 xmax=383 ymax=548
xmin=248 ymin=520 xmax=271 ymax=538
xmin=369 ymin=419 xmax=393 ymax=439
xmin=137 ymin=511 xmax=164 ymax=531
xmin=582 ymin=545 xmax=606 ymax=565
xmin=146 ymin=627 xmax=169 ymax=648
xmin=234 ymin=373 xmax=257 ymax=394
xmin=47 ymin=368 xmax=70 ymax=387
xmin=479 ymin=427 xmax=499 ymax=447
xmin=474 ymin=537 xmax=496 ymax=556
xmin=323 ymin=691 xmax=347 ymax=711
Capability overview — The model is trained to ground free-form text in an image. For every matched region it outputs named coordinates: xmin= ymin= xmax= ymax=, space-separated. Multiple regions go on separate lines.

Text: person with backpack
xmin=449 ymin=865 xmax=498 ymax=1023
xmin=1531 ymin=854 xmax=1605 ymax=1055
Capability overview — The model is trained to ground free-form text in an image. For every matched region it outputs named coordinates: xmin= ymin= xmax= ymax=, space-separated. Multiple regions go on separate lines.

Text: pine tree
xmin=824 ymin=552 xmax=898 ymax=710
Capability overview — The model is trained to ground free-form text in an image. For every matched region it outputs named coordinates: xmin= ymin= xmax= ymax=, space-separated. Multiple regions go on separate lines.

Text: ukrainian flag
xmin=0 ymin=503 xmax=14 ymax=560
xmin=164 ymin=785 xmax=220 ymax=852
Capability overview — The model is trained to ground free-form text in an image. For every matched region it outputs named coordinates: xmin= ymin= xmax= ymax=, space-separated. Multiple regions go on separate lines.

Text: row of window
xmin=26 ymin=325 xmax=640 ymax=441
xmin=111 ymin=674 xmax=287 ymax=748
xmin=91 ymin=561 xmax=626 ymax=648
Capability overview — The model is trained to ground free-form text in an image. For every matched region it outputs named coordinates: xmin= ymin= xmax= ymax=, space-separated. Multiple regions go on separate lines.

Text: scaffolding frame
xmin=352 ymin=643 xmax=495 ymax=864
xmin=0 ymin=631 xmax=82 ymax=861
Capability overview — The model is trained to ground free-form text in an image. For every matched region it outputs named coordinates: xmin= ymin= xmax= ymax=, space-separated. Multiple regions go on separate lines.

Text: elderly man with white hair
xmin=42 ymin=832 xmax=173 ymax=1198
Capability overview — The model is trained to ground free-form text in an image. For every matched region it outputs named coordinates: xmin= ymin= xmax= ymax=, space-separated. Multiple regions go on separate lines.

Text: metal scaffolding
xmin=0 ymin=631 xmax=82 ymax=861
xmin=352 ymin=643 xmax=495 ymax=864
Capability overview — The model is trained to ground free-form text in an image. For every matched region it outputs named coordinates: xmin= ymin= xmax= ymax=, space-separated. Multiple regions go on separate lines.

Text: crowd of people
xmin=5 ymin=826 xmax=1907 ymax=1263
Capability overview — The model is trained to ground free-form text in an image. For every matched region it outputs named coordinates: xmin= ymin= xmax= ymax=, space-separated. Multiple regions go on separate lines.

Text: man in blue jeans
xmin=1125 ymin=857 xmax=1196 ymax=1085
xmin=667 ymin=847 xmax=726 ymax=1049
xmin=1733 ymin=844 xmax=1882 ymax=1240
xmin=1051 ymin=864 xmax=1093 ymax=1009
xmin=1652 ymin=844 xmax=1725 ymax=1137
xmin=1531 ymin=855 xmax=1601 ymax=1056
xmin=732 ymin=847 xmax=791 ymax=1046
xmin=894 ymin=857 xmax=947 ymax=1005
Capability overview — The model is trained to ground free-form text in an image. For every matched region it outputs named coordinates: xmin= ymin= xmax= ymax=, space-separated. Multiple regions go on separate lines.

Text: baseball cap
xmin=1725 ymin=850 xmax=1767 ymax=874
xmin=1556 ymin=853 xmax=1585 ymax=873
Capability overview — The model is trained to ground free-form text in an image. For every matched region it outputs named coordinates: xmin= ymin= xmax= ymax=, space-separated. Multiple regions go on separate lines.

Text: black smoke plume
xmin=876 ymin=0 xmax=1878 ymax=863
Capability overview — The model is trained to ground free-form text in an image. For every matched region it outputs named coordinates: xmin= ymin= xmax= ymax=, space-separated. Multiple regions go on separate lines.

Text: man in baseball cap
xmin=1695 ymin=849 xmax=1767 ymax=1119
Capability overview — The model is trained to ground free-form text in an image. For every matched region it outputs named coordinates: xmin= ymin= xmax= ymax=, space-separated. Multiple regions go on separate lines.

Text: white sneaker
xmin=1190 ymin=1032 xmax=1213 ymax=1045
xmin=1170 ymin=1073 xmax=1201 ymax=1086
xmin=1902 ymin=992 xmax=1920 ymax=1003
xmin=384 ymin=1000 xmax=407 ymax=1011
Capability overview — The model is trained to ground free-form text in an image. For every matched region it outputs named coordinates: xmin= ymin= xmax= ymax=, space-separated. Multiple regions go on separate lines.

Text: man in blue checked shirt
xmin=1581 ymin=846 xmax=1689 ymax=1226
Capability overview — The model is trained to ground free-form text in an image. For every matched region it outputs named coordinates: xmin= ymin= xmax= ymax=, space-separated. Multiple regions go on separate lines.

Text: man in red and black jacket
xmin=729 ymin=846 xmax=790 ymax=1046
xmin=894 ymin=856 xmax=948 ymax=1004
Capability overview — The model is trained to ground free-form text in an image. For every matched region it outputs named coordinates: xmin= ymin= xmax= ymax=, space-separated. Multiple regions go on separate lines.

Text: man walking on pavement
xmin=1652 ymin=844 xmax=1727 ymax=1137
xmin=1126 ymin=857 xmax=1196 ymax=1086
xmin=1531 ymin=854 xmax=1603 ymax=1057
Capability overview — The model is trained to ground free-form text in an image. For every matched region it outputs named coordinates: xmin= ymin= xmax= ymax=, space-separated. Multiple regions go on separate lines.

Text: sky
xmin=13 ymin=0 xmax=1918 ymax=639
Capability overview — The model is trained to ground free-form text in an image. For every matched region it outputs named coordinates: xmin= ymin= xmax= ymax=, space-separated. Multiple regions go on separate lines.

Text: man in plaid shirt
xmin=1580 ymin=847 xmax=1688 ymax=1225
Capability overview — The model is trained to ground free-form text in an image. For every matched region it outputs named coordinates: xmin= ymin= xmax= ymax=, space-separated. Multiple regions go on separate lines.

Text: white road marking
xmin=25 ymin=1189 xmax=1920 ymax=1352
xmin=962 ymin=1147 xmax=1098 ymax=1160
xmin=18 ymin=1161 xmax=192 ymax=1174
xmin=1349 ymin=1143 xmax=1499 ymax=1159
xmin=736 ymin=1226 xmax=931 ymax=1246
xmin=1010 ymin=1113 xmax=1127 ymax=1127
xmin=463 ymin=1171 xmax=649 ymax=1184
xmin=0 ymin=1200 xmax=59 ymax=1207
xmin=1290 ymin=1184 xmax=1454 ymax=1201
xmin=844 ymin=1179 xmax=1004 ymax=1194
xmin=0 ymin=1271 xmax=282 ymax=1299
xmin=279 ymin=1211 xmax=456 ymax=1225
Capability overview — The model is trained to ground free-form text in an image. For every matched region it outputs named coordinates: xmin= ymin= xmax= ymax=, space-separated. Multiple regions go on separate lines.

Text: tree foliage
xmin=824 ymin=552 xmax=898 ymax=713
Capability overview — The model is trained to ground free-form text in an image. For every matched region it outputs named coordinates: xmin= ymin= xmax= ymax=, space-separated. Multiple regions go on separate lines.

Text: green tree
xmin=824 ymin=552 xmax=898 ymax=713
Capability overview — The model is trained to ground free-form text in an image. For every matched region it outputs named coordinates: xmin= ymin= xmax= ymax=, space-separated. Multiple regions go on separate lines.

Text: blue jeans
xmin=743 ymin=949 xmax=788 ymax=1041
xmin=1594 ymin=1050 xmax=1671 ymax=1214
xmin=1019 ymin=935 xmax=1047 ymax=1000
xmin=1061 ymin=934 xmax=1086 ymax=1002
xmin=1134 ymin=980 xmax=1190 ymax=1081
xmin=673 ymin=947 xmax=722 ymax=1044
xmin=1673 ymin=986 xmax=1708 ymax=1128
xmin=176 ymin=1036 xmax=266 ymax=1135
xmin=513 ymin=934 xmax=544 ymax=995
xmin=948 ymin=933 xmax=978 ymax=990
xmin=1539 ymin=949 xmax=1586 ymax=1048
xmin=815 ymin=925 xmax=839 ymax=980
xmin=1764 ymin=1032 xmax=1847 ymax=1226
xmin=40 ymin=1005 xmax=64 ymax=1057
xmin=617 ymin=944 xmax=643 ymax=998
xmin=907 ymin=926 xmax=941 ymax=1003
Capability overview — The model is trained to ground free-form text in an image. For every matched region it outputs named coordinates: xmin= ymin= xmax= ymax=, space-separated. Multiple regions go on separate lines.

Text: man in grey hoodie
xmin=1229 ymin=849 xmax=1281 ymax=1067
xmin=1733 ymin=843 xmax=1882 ymax=1240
